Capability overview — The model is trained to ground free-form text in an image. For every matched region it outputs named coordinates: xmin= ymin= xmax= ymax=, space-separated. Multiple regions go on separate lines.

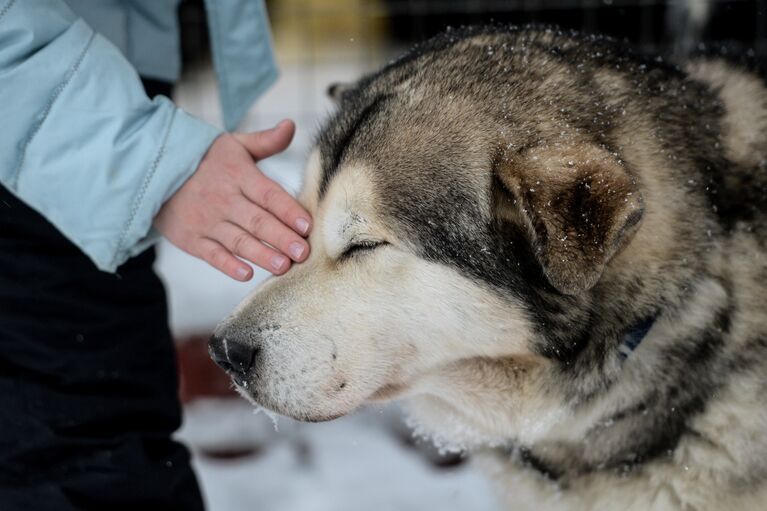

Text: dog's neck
xmin=405 ymin=313 xmax=659 ymax=450
xmin=407 ymin=276 xmax=731 ymax=482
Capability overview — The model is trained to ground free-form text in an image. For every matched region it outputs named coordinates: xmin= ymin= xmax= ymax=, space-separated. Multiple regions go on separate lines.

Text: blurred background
xmin=158 ymin=1 xmax=766 ymax=510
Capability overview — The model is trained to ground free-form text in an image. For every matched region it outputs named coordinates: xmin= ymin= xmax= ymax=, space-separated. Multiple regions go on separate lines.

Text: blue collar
xmin=617 ymin=317 xmax=656 ymax=362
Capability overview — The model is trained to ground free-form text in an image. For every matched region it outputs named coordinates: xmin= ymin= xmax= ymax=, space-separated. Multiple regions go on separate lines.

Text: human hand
xmin=154 ymin=120 xmax=311 ymax=280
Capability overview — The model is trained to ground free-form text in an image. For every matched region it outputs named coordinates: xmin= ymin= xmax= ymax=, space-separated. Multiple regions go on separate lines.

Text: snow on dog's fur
xmin=212 ymin=26 xmax=767 ymax=510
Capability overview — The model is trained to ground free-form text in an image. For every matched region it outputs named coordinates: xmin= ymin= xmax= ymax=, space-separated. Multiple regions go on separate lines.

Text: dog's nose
xmin=208 ymin=334 xmax=258 ymax=377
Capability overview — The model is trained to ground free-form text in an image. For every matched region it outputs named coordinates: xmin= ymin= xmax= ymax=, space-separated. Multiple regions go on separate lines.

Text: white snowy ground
xmin=155 ymin=53 xmax=502 ymax=511
xmin=176 ymin=400 xmax=500 ymax=511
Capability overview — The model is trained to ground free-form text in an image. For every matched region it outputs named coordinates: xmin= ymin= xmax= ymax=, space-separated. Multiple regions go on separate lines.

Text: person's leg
xmin=0 ymin=80 xmax=205 ymax=511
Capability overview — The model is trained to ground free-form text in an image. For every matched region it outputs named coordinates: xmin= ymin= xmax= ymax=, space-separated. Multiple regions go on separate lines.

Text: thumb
xmin=233 ymin=119 xmax=296 ymax=161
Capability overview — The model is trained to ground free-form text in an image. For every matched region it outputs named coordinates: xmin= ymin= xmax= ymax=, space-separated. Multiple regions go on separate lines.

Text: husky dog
xmin=210 ymin=26 xmax=767 ymax=510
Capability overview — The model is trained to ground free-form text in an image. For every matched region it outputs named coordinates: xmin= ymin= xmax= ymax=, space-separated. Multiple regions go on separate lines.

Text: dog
xmin=210 ymin=26 xmax=767 ymax=510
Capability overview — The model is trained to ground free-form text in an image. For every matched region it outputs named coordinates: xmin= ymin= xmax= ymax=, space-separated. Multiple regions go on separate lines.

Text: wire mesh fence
xmin=178 ymin=0 xmax=765 ymax=143
xmin=181 ymin=1 xmax=766 ymax=68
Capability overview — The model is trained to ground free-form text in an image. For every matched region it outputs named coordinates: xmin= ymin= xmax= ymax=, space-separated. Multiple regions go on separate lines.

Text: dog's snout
xmin=208 ymin=334 xmax=259 ymax=377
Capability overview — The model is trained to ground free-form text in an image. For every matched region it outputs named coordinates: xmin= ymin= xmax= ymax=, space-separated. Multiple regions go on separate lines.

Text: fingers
xmin=186 ymin=216 xmax=299 ymax=281
xmin=194 ymin=237 xmax=255 ymax=281
xmin=243 ymin=172 xmax=312 ymax=236
xmin=233 ymin=120 xmax=295 ymax=161
xmin=231 ymin=196 xmax=309 ymax=262
xmin=233 ymin=121 xmax=312 ymax=236
xmin=209 ymin=222 xmax=291 ymax=275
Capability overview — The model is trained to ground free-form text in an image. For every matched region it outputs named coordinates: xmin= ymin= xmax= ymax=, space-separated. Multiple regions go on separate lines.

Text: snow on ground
xmin=177 ymin=401 xmax=501 ymax=511
xmin=157 ymin=53 xmax=501 ymax=511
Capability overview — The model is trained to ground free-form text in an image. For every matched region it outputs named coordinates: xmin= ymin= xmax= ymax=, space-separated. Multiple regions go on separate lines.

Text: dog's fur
xmin=212 ymin=26 xmax=767 ymax=510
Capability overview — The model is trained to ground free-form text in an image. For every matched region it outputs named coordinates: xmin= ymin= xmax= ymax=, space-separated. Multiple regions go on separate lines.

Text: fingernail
xmin=236 ymin=267 xmax=250 ymax=280
xmin=295 ymin=218 xmax=310 ymax=235
xmin=289 ymin=242 xmax=305 ymax=260
xmin=271 ymin=255 xmax=288 ymax=272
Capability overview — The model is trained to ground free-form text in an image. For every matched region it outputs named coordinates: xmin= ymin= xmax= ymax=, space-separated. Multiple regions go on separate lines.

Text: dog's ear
xmin=494 ymin=145 xmax=644 ymax=295
xmin=327 ymin=81 xmax=356 ymax=103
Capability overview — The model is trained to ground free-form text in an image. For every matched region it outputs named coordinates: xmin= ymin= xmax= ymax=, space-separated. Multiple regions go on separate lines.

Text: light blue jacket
xmin=0 ymin=0 xmax=278 ymax=271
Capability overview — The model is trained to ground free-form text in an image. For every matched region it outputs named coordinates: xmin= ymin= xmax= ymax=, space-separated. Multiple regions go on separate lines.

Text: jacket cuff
xmin=111 ymin=105 xmax=222 ymax=270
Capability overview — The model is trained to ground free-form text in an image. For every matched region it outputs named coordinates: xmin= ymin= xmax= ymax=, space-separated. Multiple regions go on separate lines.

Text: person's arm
xmin=0 ymin=0 xmax=310 ymax=278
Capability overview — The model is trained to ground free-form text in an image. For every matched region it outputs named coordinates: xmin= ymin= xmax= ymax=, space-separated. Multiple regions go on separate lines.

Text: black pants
xmin=0 ymin=80 xmax=205 ymax=510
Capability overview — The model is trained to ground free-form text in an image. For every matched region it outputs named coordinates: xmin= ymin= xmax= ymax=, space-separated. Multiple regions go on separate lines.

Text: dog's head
xmin=211 ymin=32 xmax=646 ymax=432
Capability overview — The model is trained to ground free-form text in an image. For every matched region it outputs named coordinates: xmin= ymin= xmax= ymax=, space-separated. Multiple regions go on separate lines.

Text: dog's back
xmin=687 ymin=58 xmax=767 ymax=224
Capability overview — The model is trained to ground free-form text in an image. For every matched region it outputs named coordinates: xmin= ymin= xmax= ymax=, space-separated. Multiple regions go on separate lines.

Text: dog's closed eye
xmin=340 ymin=240 xmax=388 ymax=260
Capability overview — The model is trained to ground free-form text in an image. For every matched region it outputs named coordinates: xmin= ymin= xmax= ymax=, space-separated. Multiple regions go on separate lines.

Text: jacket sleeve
xmin=0 ymin=0 xmax=222 ymax=272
